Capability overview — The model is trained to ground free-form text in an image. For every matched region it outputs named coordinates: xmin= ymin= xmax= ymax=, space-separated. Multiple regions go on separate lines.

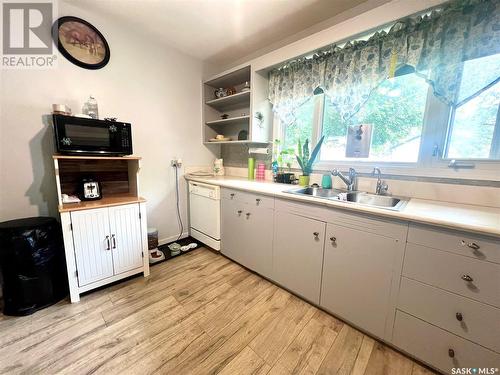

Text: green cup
xmin=321 ymin=174 xmax=332 ymax=189
xmin=248 ymin=157 xmax=255 ymax=180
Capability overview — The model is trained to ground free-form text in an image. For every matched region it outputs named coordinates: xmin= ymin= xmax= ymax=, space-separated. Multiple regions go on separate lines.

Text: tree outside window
xmin=321 ymin=73 xmax=428 ymax=163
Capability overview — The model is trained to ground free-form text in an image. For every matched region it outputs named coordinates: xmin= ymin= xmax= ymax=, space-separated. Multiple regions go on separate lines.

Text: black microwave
xmin=53 ymin=115 xmax=133 ymax=156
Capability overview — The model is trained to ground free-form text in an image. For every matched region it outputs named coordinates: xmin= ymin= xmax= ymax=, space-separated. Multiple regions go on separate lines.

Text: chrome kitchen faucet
xmin=331 ymin=168 xmax=357 ymax=191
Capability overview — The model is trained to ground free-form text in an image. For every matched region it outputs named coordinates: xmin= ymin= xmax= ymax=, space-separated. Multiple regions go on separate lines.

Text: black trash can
xmin=0 ymin=217 xmax=68 ymax=316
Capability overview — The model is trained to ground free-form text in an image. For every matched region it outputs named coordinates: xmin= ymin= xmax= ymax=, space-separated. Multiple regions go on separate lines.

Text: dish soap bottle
xmin=83 ymin=95 xmax=99 ymax=119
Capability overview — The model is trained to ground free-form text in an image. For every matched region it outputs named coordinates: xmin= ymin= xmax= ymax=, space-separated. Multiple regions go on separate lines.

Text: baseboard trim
xmin=159 ymin=232 xmax=189 ymax=246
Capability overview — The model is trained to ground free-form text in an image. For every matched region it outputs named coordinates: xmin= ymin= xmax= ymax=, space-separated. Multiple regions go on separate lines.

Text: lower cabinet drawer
xmin=407 ymin=224 xmax=500 ymax=264
xmin=398 ymin=277 xmax=500 ymax=353
xmin=222 ymin=188 xmax=274 ymax=209
xmin=403 ymin=243 xmax=500 ymax=307
xmin=393 ymin=311 xmax=500 ymax=374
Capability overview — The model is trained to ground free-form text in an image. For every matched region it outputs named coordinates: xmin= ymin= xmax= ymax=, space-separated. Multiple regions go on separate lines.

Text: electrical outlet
xmin=171 ymin=158 xmax=182 ymax=167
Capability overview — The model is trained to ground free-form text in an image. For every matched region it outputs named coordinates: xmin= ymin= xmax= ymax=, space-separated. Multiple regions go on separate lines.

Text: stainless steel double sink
xmin=285 ymin=187 xmax=409 ymax=211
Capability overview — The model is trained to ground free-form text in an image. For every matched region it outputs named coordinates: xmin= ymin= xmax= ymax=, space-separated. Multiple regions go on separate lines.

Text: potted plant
xmin=272 ymin=139 xmax=296 ymax=183
xmin=296 ymin=136 xmax=325 ymax=186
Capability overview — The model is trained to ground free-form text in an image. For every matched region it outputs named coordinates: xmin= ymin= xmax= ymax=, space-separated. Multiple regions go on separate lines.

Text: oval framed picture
xmin=52 ymin=16 xmax=110 ymax=70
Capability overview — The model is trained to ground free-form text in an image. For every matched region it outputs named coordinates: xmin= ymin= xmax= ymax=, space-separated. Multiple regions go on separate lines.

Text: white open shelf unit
xmin=202 ymin=65 xmax=272 ymax=145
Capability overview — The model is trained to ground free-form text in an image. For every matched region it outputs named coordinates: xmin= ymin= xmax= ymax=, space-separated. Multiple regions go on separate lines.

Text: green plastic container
xmin=248 ymin=157 xmax=255 ymax=180
xmin=321 ymin=174 xmax=332 ymax=189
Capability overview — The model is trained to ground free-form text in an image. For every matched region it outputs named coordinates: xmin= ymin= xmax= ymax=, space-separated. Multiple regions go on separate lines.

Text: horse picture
xmin=55 ymin=17 xmax=110 ymax=69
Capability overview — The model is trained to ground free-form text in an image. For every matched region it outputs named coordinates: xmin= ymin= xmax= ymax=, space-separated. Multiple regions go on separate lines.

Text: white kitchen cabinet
xmin=71 ymin=207 xmax=114 ymax=287
xmin=221 ymin=191 xmax=274 ymax=279
xmin=67 ymin=203 xmax=148 ymax=302
xmin=108 ymin=204 xmax=144 ymax=274
xmin=202 ymin=65 xmax=272 ymax=144
xmin=273 ymin=211 xmax=326 ymax=304
xmin=398 ymin=277 xmax=500 ymax=353
xmin=221 ymin=197 xmax=248 ymax=266
xmin=196 ymin=182 xmax=500 ymax=374
xmin=245 ymin=200 xmax=274 ymax=278
xmin=403 ymin=243 xmax=500 ymax=307
xmin=320 ymin=222 xmax=404 ymax=339
xmin=394 ymin=224 xmax=500 ymax=371
xmin=54 ymin=155 xmax=149 ymax=303
xmin=393 ymin=311 xmax=500 ymax=373
xmin=407 ymin=224 xmax=500 ymax=264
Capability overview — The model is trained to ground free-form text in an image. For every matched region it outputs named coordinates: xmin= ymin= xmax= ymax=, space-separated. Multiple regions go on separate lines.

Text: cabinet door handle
xmin=448 ymin=349 xmax=455 ymax=358
xmin=111 ymin=234 xmax=116 ymax=249
xmin=230 ymin=193 xmax=235 ymax=199
xmin=105 ymin=235 xmax=111 ymax=250
xmin=455 ymin=312 xmax=463 ymax=321
xmin=330 ymin=236 xmax=337 ymax=243
xmin=237 ymin=210 xmax=242 ymax=215
xmin=256 ymin=198 xmax=261 ymax=205
xmin=246 ymin=212 xmax=251 ymax=219
xmin=461 ymin=274 xmax=473 ymax=282
xmin=313 ymin=232 xmax=320 ymax=239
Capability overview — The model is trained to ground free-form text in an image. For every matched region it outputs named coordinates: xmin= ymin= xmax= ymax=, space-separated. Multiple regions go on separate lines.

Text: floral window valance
xmin=268 ymin=0 xmax=500 ymax=124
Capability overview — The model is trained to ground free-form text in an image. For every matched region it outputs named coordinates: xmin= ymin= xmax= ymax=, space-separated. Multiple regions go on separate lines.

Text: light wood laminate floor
xmin=0 ymin=248 xmax=436 ymax=375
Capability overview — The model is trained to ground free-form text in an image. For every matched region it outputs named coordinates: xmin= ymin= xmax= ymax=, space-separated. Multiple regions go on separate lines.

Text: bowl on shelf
xmin=209 ymin=135 xmax=231 ymax=142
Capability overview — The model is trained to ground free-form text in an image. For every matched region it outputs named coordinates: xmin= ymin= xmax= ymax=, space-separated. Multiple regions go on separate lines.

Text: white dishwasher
xmin=188 ymin=181 xmax=221 ymax=250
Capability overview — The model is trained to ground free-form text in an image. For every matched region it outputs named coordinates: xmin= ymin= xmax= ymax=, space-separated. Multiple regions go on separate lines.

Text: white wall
xmin=0 ymin=2 xmax=216 ymax=242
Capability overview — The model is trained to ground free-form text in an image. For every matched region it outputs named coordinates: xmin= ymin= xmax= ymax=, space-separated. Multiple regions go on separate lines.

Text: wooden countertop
xmin=59 ymin=195 xmax=146 ymax=212
xmin=53 ymin=154 xmax=141 ymax=160
xmin=185 ymin=175 xmax=500 ymax=238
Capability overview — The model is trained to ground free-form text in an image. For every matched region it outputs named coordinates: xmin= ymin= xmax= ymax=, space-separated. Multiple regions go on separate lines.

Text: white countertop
xmin=185 ymin=175 xmax=500 ymax=238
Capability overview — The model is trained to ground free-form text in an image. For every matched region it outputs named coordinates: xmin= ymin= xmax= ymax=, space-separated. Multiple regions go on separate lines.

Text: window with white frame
xmin=444 ymin=54 xmax=500 ymax=160
xmin=278 ymin=70 xmax=500 ymax=174
xmin=272 ymin=1 xmax=500 ymax=179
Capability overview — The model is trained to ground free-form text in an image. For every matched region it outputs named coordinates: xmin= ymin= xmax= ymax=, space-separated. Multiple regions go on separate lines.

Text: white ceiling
xmin=67 ymin=0 xmax=369 ymax=66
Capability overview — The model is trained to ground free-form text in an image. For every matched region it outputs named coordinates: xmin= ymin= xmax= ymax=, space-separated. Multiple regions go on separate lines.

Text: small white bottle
xmin=83 ymin=95 xmax=99 ymax=119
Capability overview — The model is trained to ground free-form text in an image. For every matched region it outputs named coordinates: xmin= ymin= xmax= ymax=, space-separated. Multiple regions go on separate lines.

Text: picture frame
xmin=52 ymin=16 xmax=110 ymax=70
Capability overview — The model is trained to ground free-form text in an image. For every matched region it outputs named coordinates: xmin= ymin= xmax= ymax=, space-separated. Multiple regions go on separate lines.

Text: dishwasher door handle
xmin=189 ymin=182 xmax=220 ymax=200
